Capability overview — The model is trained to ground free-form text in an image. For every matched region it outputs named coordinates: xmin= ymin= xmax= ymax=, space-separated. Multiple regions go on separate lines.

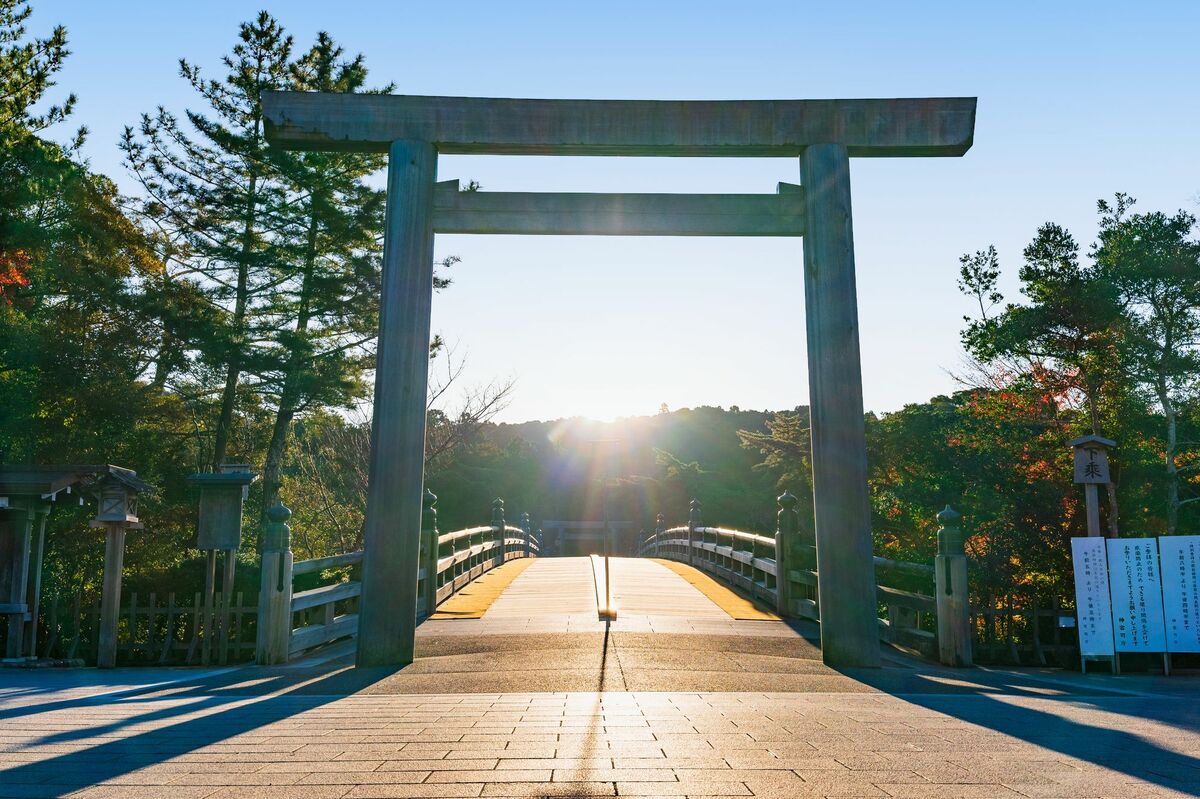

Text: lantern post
xmin=91 ymin=467 xmax=151 ymax=668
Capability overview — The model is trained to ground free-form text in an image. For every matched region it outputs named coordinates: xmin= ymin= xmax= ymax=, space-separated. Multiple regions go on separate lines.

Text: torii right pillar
xmin=801 ymin=143 xmax=881 ymax=668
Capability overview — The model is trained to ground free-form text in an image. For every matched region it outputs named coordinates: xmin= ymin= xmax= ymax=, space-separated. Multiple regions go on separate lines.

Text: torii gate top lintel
xmin=262 ymin=92 xmax=976 ymax=158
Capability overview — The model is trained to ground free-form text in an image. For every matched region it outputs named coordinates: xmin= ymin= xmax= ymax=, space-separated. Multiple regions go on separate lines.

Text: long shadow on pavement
xmin=841 ymin=663 xmax=1200 ymax=792
xmin=0 ymin=664 xmax=400 ymax=797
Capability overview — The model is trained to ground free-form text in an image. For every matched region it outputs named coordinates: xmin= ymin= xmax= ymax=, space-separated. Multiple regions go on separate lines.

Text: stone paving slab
xmin=2 ymin=670 xmax=1200 ymax=799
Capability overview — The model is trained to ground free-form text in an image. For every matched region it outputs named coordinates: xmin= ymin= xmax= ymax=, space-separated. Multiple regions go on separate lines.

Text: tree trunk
xmin=260 ymin=204 xmax=319 ymax=516
xmin=1165 ymin=394 xmax=1179 ymax=535
xmin=210 ymin=173 xmax=259 ymax=471
xmin=260 ymin=398 xmax=296 ymax=521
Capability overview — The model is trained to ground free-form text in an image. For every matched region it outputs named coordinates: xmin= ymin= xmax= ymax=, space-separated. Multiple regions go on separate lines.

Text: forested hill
xmin=426 ymin=406 xmax=795 ymax=535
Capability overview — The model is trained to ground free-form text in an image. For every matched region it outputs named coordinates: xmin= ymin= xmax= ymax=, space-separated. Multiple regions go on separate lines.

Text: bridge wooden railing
xmin=256 ymin=494 xmax=539 ymax=664
xmin=639 ymin=495 xmax=971 ymax=667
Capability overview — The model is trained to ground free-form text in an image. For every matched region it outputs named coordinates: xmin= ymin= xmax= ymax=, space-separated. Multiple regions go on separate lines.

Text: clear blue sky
xmin=47 ymin=1 xmax=1200 ymax=422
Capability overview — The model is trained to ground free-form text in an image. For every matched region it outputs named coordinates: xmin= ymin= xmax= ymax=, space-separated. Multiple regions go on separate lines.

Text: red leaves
xmin=0 ymin=249 xmax=32 ymax=305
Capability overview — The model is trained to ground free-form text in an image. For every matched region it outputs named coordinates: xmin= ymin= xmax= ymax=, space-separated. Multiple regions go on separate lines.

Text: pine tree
xmin=256 ymin=32 xmax=391 ymax=517
xmin=121 ymin=12 xmax=295 ymax=469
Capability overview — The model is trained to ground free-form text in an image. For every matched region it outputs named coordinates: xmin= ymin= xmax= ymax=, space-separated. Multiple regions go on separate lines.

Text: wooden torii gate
xmin=262 ymin=93 xmax=977 ymax=669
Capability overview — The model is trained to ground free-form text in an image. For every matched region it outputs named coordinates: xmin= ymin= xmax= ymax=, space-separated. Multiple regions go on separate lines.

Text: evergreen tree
xmin=121 ymin=12 xmax=295 ymax=469
xmin=256 ymin=32 xmax=391 ymax=517
xmin=1094 ymin=194 xmax=1200 ymax=533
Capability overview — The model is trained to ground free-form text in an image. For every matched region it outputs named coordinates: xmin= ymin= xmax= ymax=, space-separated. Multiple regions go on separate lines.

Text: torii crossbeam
xmin=262 ymin=92 xmax=977 ymax=670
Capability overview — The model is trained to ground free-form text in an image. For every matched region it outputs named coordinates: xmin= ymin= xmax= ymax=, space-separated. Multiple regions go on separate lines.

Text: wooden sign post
xmin=1069 ymin=435 xmax=1115 ymax=538
xmin=187 ymin=465 xmax=258 ymax=665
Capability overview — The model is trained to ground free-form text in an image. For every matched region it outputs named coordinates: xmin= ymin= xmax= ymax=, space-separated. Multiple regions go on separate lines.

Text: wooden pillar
xmin=256 ymin=501 xmax=293 ymax=665
xmin=218 ymin=549 xmax=236 ymax=665
xmin=97 ymin=522 xmax=126 ymax=668
xmin=357 ymin=138 xmax=438 ymax=668
xmin=492 ymin=498 xmax=506 ymax=561
xmin=201 ymin=549 xmax=216 ymax=665
xmin=421 ymin=489 xmax=439 ymax=617
xmin=774 ymin=491 xmax=799 ymax=617
xmin=4 ymin=502 xmax=34 ymax=659
xmin=800 ymin=143 xmax=880 ymax=668
xmin=521 ymin=512 xmax=532 ymax=557
xmin=935 ymin=505 xmax=972 ymax=667
xmin=21 ymin=504 xmax=50 ymax=658
xmin=1084 ymin=484 xmax=1102 ymax=537
xmin=654 ymin=513 xmax=665 ymax=556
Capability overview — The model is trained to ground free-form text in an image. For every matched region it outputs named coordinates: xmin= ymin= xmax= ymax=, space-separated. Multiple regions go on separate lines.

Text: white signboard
xmin=1106 ymin=538 xmax=1166 ymax=652
xmin=1159 ymin=536 xmax=1200 ymax=653
xmin=1071 ymin=537 xmax=1114 ymax=656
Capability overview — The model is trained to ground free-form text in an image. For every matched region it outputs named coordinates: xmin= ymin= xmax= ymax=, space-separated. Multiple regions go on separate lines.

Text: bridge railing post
xmin=521 ymin=511 xmax=532 ymax=557
xmin=654 ymin=513 xmax=664 ymax=556
xmin=492 ymin=497 xmax=506 ymax=561
xmin=774 ymin=491 xmax=799 ymax=617
xmin=687 ymin=499 xmax=702 ymax=566
xmin=935 ymin=505 xmax=972 ymax=667
xmin=256 ymin=501 xmax=293 ymax=665
xmin=421 ymin=489 xmax=439 ymax=617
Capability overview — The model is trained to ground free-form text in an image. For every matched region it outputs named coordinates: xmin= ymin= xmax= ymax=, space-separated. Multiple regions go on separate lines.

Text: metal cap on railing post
xmin=421 ymin=489 xmax=439 ymax=616
xmin=936 ymin=505 xmax=964 ymax=556
xmin=491 ymin=497 xmax=506 ymax=556
xmin=263 ymin=501 xmax=292 ymax=553
xmin=775 ymin=491 xmax=799 ymax=617
xmin=520 ymin=511 xmax=532 ymax=556
xmin=687 ymin=499 xmax=701 ymax=566
xmin=934 ymin=504 xmax=972 ymax=667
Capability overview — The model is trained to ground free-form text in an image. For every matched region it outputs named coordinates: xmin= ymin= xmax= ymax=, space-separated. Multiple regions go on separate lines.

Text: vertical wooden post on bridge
xmin=655 ymin=513 xmax=665 ymax=557
xmin=421 ymin=489 xmax=439 ymax=618
xmin=520 ymin=512 xmax=532 ymax=557
xmin=255 ymin=501 xmax=293 ymax=666
xmin=492 ymin=498 xmax=506 ymax=559
xmin=774 ymin=491 xmax=800 ymax=617
xmin=687 ymin=499 xmax=702 ymax=567
xmin=800 ymin=143 xmax=881 ymax=668
xmin=358 ymin=139 xmax=438 ymax=668
xmin=934 ymin=505 xmax=972 ymax=667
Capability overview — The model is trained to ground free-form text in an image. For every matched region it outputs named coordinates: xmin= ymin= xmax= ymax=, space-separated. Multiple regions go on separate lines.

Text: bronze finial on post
xmin=520 ymin=511 xmax=532 ymax=557
xmin=421 ymin=489 xmax=439 ymax=617
xmin=256 ymin=501 xmax=293 ymax=665
xmin=934 ymin=504 xmax=972 ymax=667
xmin=775 ymin=491 xmax=800 ymax=616
xmin=687 ymin=499 xmax=702 ymax=566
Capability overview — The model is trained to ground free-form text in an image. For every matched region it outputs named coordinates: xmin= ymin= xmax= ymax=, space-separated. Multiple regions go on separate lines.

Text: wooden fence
xmin=35 ymin=589 xmax=257 ymax=665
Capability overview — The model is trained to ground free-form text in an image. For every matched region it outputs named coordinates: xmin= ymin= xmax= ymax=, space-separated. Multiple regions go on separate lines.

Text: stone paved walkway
xmin=3 ymin=557 xmax=1199 ymax=797
xmin=2 ymin=665 xmax=1199 ymax=798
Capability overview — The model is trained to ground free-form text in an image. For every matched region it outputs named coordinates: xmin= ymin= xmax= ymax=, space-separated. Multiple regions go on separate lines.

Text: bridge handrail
xmin=293 ymin=550 xmax=363 ymax=576
xmin=638 ymin=497 xmax=969 ymax=666
xmin=421 ymin=512 xmax=538 ymax=619
xmin=256 ymin=496 xmax=540 ymax=665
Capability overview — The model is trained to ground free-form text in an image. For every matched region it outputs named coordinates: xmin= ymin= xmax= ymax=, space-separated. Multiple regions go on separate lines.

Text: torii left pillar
xmin=357 ymin=139 xmax=438 ymax=667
